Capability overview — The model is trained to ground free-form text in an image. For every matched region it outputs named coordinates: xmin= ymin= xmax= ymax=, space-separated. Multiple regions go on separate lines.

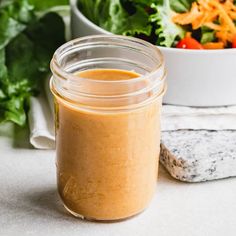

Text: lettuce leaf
xmin=79 ymin=0 xmax=185 ymax=47
xmin=78 ymin=0 xmax=100 ymax=24
xmin=170 ymin=0 xmax=195 ymax=13
xmin=0 ymin=0 xmax=35 ymax=50
xmin=28 ymin=0 xmax=69 ymax=11
xmin=150 ymin=0 xmax=185 ymax=47
xmin=103 ymin=2 xmax=151 ymax=36
xmin=0 ymin=6 xmax=65 ymax=126
xmin=79 ymin=0 xmax=152 ymax=36
xmin=0 ymin=48 xmax=30 ymax=125
xmin=200 ymin=26 xmax=216 ymax=44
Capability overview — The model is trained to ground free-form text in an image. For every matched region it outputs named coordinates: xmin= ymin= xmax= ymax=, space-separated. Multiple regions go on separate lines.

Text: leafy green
xmin=0 ymin=0 xmax=66 ymax=126
xmin=25 ymin=12 xmax=66 ymax=72
xmin=79 ymin=0 xmax=185 ymax=47
xmin=79 ymin=0 xmax=152 ymax=36
xmin=28 ymin=0 xmax=69 ymax=11
xmin=0 ymin=0 xmax=35 ymax=49
xmin=104 ymin=2 xmax=151 ymax=36
xmin=123 ymin=6 xmax=152 ymax=35
xmin=200 ymin=26 xmax=216 ymax=44
xmin=77 ymin=0 xmax=98 ymax=23
xmin=122 ymin=0 xmax=154 ymax=4
xmin=170 ymin=0 xmax=195 ymax=13
xmin=150 ymin=0 xmax=185 ymax=47
xmin=98 ymin=0 xmax=129 ymax=34
xmin=0 ymin=48 xmax=31 ymax=125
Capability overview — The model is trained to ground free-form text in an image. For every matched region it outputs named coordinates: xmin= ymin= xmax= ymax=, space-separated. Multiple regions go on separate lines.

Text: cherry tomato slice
xmin=176 ymin=37 xmax=204 ymax=49
xmin=232 ymin=35 xmax=236 ymax=48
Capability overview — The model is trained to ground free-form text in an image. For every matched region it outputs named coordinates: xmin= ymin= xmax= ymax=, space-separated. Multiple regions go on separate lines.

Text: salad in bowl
xmin=78 ymin=0 xmax=236 ymax=49
xmin=71 ymin=0 xmax=236 ymax=106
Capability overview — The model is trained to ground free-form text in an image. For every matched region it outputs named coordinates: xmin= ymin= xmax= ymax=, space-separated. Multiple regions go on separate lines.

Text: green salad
xmin=78 ymin=0 xmax=236 ymax=49
xmin=0 ymin=0 xmax=68 ymax=126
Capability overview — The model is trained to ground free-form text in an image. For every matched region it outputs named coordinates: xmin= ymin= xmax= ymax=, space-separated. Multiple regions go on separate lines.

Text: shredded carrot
xmin=224 ymin=0 xmax=236 ymax=12
xmin=216 ymin=31 xmax=234 ymax=44
xmin=185 ymin=32 xmax=192 ymax=38
xmin=203 ymin=42 xmax=225 ymax=49
xmin=229 ymin=11 xmax=236 ymax=19
xmin=172 ymin=0 xmax=236 ymax=47
xmin=172 ymin=2 xmax=202 ymax=25
xmin=198 ymin=0 xmax=212 ymax=11
xmin=203 ymin=22 xmax=224 ymax=31
xmin=209 ymin=0 xmax=236 ymax=34
xmin=193 ymin=13 xmax=211 ymax=29
xmin=205 ymin=11 xmax=219 ymax=22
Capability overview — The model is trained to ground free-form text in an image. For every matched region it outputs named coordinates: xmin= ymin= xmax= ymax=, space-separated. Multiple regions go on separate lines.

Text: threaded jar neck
xmin=50 ymin=35 xmax=166 ymax=111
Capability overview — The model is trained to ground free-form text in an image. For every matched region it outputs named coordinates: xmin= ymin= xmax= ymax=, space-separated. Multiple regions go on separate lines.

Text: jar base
xmin=63 ymin=203 xmax=146 ymax=223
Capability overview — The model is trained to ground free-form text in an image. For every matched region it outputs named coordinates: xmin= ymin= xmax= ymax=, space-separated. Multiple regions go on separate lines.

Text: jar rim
xmin=50 ymin=35 xmax=166 ymax=111
xmin=50 ymin=35 xmax=164 ymax=85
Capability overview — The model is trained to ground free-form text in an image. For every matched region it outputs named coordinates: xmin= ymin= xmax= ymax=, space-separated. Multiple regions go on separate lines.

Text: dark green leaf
xmin=0 ymin=94 xmax=27 ymax=126
xmin=0 ymin=11 xmax=65 ymax=126
xmin=170 ymin=0 xmax=195 ymax=13
xmin=0 ymin=48 xmax=30 ymax=126
xmin=78 ymin=0 xmax=99 ymax=24
xmin=28 ymin=0 xmax=68 ymax=11
xmin=6 ymin=34 xmax=40 ymax=87
xmin=25 ymin=12 xmax=66 ymax=72
xmin=122 ymin=6 xmax=152 ymax=36
xmin=79 ymin=0 xmax=185 ymax=47
xmin=0 ymin=0 xmax=35 ymax=49
xmin=200 ymin=26 xmax=216 ymax=44
xmin=79 ymin=0 xmax=152 ymax=36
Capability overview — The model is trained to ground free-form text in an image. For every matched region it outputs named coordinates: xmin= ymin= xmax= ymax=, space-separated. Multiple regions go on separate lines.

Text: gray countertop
xmin=1 ymin=123 xmax=236 ymax=236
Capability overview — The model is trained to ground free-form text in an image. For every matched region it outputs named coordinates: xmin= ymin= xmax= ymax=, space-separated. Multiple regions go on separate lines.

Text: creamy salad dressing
xmin=54 ymin=69 xmax=162 ymax=221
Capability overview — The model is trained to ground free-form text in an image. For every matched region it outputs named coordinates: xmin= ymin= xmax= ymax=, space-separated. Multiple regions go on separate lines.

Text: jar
xmin=50 ymin=35 xmax=166 ymax=221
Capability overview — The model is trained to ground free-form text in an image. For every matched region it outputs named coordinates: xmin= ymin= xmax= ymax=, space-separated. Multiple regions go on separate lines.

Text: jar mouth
xmin=50 ymin=35 xmax=164 ymax=86
xmin=50 ymin=35 xmax=166 ymax=110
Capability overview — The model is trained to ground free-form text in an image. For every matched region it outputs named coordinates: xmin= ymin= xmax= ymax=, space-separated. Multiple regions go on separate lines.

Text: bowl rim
xmin=71 ymin=0 xmax=111 ymax=35
xmin=71 ymin=0 xmax=236 ymax=55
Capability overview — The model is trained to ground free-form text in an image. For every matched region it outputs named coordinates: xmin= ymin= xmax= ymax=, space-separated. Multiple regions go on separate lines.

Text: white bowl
xmin=71 ymin=0 xmax=236 ymax=107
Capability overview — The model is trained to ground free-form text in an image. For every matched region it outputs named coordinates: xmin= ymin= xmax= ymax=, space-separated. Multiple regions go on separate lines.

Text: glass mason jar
xmin=50 ymin=35 xmax=166 ymax=221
